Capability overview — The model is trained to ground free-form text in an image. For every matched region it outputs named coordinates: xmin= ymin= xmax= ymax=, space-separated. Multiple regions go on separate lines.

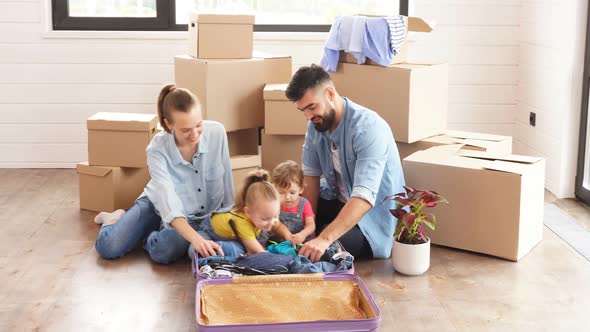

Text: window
xmin=52 ymin=0 xmax=408 ymax=32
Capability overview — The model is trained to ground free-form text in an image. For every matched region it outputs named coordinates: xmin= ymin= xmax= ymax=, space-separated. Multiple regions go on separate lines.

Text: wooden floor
xmin=1 ymin=169 xmax=590 ymax=331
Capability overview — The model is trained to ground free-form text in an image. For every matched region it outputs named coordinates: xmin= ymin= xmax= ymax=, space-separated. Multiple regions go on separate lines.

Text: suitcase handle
xmin=232 ymin=273 xmax=325 ymax=284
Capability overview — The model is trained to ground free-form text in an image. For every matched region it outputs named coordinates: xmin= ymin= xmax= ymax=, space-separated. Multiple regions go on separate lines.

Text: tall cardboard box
xmin=264 ymin=84 xmax=307 ymax=135
xmin=261 ymin=130 xmax=305 ymax=171
xmin=77 ymin=162 xmax=150 ymax=212
xmin=227 ymin=128 xmax=259 ymax=156
xmin=231 ymin=154 xmax=261 ymax=197
xmin=175 ymin=54 xmax=292 ymax=132
xmin=340 ymin=16 xmax=432 ymax=66
xmin=397 ymin=130 xmax=513 ymax=160
xmin=87 ymin=112 xmax=158 ymax=168
xmin=403 ymin=145 xmax=545 ymax=261
xmin=188 ymin=14 xmax=254 ymax=59
xmin=331 ymin=62 xmax=448 ymax=143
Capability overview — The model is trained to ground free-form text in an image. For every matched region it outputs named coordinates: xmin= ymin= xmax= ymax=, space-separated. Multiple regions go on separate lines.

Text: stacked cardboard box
xmin=403 ymin=145 xmax=545 ymax=261
xmin=328 ymin=15 xmax=545 ymax=260
xmin=261 ymin=84 xmax=307 ymax=170
xmin=77 ymin=112 xmax=157 ymax=212
xmin=331 ymin=17 xmax=447 ymax=144
xmin=231 ymin=154 xmax=262 ymax=197
xmin=397 ymin=130 xmax=512 ymax=160
xmin=178 ymin=13 xmax=293 ymax=188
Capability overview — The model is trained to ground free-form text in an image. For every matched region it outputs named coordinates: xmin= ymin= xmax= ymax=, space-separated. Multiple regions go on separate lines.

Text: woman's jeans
xmin=95 ymin=196 xmax=208 ymax=264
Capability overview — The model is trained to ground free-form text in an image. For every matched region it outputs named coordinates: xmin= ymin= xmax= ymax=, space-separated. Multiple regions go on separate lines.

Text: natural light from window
xmin=175 ymin=0 xmax=400 ymax=25
xmin=68 ymin=0 xmax=157 ymax=17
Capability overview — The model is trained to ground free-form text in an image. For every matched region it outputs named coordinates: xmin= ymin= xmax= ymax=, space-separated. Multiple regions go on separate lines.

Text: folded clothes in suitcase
xmin=191 ymin=241 xmax=355 ymax=279
xmin=196 ymin=273 xmax=381 ymax=331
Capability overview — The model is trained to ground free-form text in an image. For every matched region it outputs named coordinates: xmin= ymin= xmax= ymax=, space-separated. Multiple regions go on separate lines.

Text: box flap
xmin=231 ymin=154 xmax=261 ymax=170
xmin=87 ymin=112 xmax=158 ymax=132
xmin=404 ymin=144 xmax=464 ymax=164
xmin=445 ymin=130 xmax=509 ymax=142
xmin=480 ymin=160 xmax=532 ymax=175
xmin=407 ymin=16 xmax=433 ymax=32
xmin=263 ymin=83 xmax=289 ymax=101
xmin=192 ymin=13 xmax=255 ymax=25
xmin=76 ymin=162 xmax=113 ymax=177
xmin=458 ymin=150 xmax=542 ymax=164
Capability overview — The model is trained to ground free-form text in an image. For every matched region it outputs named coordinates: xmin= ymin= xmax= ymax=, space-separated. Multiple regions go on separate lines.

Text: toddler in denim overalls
xmin=271 ymin=160 xmax=316 ymax=245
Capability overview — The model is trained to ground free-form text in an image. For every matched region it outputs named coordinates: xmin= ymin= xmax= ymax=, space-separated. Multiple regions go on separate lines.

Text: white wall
xmin=0 ymin=0 xmax=587 ymax=198
xmin=0 ymin=0 xmax=323 ymax=167
xmin=412 ymin=0 xmax=520 ymax=137
xmin=515 ymin=0 xmax=587 ymax=198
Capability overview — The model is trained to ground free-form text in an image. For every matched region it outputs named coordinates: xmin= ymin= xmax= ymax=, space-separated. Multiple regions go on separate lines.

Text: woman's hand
xmin=192 ymin=237 xmax=224 ymax=257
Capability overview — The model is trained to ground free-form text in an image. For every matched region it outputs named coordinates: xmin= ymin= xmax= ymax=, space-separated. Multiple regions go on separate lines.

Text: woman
xmin=95 ymin=84 xmax=235 ymax=264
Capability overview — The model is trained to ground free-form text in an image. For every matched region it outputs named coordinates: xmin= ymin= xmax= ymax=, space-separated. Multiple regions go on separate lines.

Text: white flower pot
xmin=392 ymin=237 xmax=431 ymax=276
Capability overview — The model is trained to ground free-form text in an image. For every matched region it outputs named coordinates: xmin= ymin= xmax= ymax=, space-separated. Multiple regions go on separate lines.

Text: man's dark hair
xmin=285 ymin=64 xmax=333 ymax=102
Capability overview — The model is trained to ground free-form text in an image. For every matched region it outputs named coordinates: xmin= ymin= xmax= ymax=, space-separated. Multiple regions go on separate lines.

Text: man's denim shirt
xmin=302 ymin=97 xmax=405 ymax=258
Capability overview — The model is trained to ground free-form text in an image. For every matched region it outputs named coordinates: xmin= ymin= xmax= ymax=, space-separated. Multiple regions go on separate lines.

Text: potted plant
xmin=388 ymin=186 xmax=448 ymax=275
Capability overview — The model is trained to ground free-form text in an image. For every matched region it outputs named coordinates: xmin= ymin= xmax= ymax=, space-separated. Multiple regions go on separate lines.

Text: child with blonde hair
xmin=271 ymin=160 xmax=316 ymax=245
xmin=204 ymin=169 xmax=291 ymax=255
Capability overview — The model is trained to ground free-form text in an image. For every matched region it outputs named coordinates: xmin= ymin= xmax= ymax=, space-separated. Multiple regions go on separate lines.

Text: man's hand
xmin=298 ymin=237 xmax=331 ymax=262
xmin=192 ymin=237 xmax=224 ymax=257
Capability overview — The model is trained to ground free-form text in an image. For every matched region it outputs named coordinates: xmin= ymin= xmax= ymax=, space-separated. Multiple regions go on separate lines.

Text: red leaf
xmin=405 ymin=213 xmax=417 ymax=228
xmin=418 ymin=224 xmax=425 ymax=237
xmin=403 ymin=186 xmax=416 ymax=194
xmin=394 ymin=197 xmax=413 ymax=206
xmin=390 ymin=209 xmax=407 ymax=219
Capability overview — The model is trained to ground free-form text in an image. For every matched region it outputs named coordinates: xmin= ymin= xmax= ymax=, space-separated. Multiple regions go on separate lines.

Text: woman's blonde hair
xmin=235 ymin=169 xmax=278 ymax=212
xmin=271 ymin=160 xmax=304 ymax=190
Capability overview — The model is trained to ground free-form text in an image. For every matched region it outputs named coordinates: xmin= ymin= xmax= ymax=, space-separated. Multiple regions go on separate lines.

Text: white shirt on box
xmin=330 ymin=140 xmax=347 ymax=203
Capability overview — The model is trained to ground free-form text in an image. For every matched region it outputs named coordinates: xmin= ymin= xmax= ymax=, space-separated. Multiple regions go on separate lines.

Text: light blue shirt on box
xmin=143 ymin=120 xmax=234 ymax=228
xmin=302 ymin=98 xmax=405 ymax=258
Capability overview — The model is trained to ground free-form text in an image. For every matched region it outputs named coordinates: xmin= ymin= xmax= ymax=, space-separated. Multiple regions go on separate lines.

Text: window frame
xmin=52 ymin=0 xmax=409 ymax=32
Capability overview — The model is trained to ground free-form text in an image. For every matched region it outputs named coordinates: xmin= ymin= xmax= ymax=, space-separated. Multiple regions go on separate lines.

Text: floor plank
xmin=0 ymin=169 xmax=589 ymax=332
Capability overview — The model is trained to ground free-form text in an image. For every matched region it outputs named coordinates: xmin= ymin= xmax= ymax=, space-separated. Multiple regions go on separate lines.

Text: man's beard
xmin=312 ymin=107 xmax=336 ymax=133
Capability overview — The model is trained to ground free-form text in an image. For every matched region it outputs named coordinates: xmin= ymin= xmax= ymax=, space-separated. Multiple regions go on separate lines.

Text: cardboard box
xmin=340 ymin=16 xmax=432 ymax=66
xmin=77 ymin=162 xmax=150 ymax=213
xmin=87 ymin=112 xmax=158 ymax=168
xmin=189 ymin=13 xmax=254 ymax=59
xmin=227 ymin=128 xmax=259 ymax=156
xmin=403 ymin=145 xmax=545 ymax=261
xmin=331 ymin=62 xmax=448 ymax=143
xmin=261 ymin=131 xmax=305 ymax=171
xmin=397 ymin=130 xmax=513 ymax=160
xmin=264 ymin=84 xmax=307 ymax=135
xmin=175 ymin=54 xmax=292 ymax=132
xmin=231 ymin=154 xmax=261 ymax=197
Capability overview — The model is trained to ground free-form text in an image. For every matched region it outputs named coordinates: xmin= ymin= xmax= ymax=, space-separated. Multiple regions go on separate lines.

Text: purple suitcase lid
xmin=195 ymin=273 xmax=381 ymax=332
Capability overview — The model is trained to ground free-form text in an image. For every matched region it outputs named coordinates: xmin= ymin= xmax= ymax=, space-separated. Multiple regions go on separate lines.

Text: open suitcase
xmin=195 ymin=273 xmax=381 ymax=331
xmin=191 ymin=242 xmax=355 ymax=279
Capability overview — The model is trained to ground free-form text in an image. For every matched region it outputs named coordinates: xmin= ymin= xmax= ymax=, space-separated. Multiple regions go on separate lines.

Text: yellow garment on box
xmin=199 ymin=276 xmax=374 ymax=325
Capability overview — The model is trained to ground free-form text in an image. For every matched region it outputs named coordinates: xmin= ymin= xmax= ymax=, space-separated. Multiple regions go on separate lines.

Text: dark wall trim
xmin=52 ymin=0 xmax=408 ymax=32
xmin=52 ymin=0 xmax=173 ymax=31
xmin=575 ymin=0 xmax=590 ymax=204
